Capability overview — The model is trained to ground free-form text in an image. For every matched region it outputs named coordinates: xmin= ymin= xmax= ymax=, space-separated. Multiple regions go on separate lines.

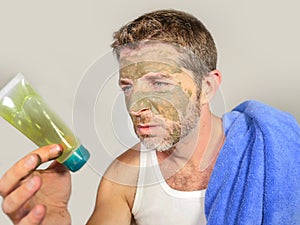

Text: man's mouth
xmin=136 ymin=124 xmax=160 ymax=135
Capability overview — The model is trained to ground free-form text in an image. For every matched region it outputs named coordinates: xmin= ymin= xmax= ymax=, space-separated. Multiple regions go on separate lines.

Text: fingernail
xmin=24 ymin=155 xmax=37 ymax=169
xmin=50 ymin=144 xmax=63 ymax=157
xmin=27 ymin=176 xmax=37 ymax=190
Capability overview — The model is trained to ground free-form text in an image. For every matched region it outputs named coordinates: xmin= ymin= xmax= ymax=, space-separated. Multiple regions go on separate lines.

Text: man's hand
xmin=0 ymin=144 xmax=71 ymax=225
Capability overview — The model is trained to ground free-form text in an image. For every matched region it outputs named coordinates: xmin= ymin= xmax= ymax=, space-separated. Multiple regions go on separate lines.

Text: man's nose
xmin=128 ymin=98 xmax=153 ymax=117
xmin=130 ymin=107 xmax=149 ymax=117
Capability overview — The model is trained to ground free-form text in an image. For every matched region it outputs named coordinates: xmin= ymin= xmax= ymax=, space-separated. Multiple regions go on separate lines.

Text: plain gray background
xmin=0 ymin=0 xmax=299 ymax=224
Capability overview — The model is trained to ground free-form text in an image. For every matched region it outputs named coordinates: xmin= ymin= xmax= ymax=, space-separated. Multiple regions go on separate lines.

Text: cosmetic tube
xmin=0 ymin=73 xmax=90 ymax=172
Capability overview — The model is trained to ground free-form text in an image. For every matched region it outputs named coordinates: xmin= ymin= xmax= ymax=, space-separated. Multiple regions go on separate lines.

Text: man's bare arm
xmin=86 ymin=176 xmax=133 ymax=225
xmin=86 ymin=148 xmax=140 ymax=225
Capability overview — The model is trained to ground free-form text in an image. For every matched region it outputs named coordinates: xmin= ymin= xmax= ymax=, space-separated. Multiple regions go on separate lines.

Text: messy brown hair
xmin=111 ymin=9 xmax=217 ymax=87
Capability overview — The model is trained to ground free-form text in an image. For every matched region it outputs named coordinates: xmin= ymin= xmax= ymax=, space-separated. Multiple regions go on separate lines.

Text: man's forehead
xmin=118 ymin=42 xmax=196 ymax=82
xmin=119 ymin=42 xmax=181 ymax=67
xmin=119 ymin=61 xmax=182 ymax=80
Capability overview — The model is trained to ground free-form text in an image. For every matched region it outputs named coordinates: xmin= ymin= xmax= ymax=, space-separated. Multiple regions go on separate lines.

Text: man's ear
xmin=200 ymin=70 xmax=222 ymax=105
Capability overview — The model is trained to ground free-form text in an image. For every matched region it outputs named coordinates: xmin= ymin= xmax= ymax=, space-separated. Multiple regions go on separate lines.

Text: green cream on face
xmin=119 ymin=42 xmax=201 ymax=148
xmin=120 ymin=61 xmax=198 ymax=137
xmin=127 ymin=85 xmax=191 ymax=121
xmin=120 ymin=61 xmax=182 ymax=80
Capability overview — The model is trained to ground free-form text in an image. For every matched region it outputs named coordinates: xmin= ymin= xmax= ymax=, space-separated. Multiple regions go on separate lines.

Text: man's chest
xmin=164 ymin=163 xmax=214 ymax=191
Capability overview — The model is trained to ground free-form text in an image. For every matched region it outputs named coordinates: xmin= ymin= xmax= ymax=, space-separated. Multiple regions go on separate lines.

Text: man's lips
xmin=136 ymin=124 xmax=160 ymax=135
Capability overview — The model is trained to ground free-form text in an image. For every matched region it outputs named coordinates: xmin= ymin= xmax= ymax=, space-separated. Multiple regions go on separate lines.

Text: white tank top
xmin=132 ymin=148 xmax=207 ymax=225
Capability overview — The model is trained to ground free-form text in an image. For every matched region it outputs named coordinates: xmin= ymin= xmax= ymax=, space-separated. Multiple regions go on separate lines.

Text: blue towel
xmin=205 ymin=100 xmax=300 ymax=225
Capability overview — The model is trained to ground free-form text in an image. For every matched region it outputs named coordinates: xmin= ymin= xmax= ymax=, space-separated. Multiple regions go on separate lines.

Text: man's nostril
xmin=130 ymin=107 xmax=149 ymax=116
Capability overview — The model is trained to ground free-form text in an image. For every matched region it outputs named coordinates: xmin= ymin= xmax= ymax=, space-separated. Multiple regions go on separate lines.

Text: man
xmin=0 ymin=9 xmax=299 ymax=225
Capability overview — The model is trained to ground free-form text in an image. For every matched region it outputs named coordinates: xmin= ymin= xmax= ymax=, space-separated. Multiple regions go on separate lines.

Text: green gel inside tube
xmin=0 ymin=73 xmax=90 ymax=172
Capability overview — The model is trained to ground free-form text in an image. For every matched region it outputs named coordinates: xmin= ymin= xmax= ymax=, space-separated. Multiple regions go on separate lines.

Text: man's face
xmin=118 ymin=42 xmax=201 ymax=152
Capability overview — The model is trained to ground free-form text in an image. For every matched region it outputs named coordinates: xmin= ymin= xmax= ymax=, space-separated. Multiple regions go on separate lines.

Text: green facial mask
xmin=121 ymin=60 xmax=195 ymax=120
xmin=119 ymin=43 xmax=201 ymax=147
xmin=126 ymin=85 xmax=191 ymax=121
xmin=120 ymin=61 xmax=182 ymax=80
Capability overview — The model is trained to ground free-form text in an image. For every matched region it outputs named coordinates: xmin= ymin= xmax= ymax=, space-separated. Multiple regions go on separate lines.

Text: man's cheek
xmin=126 ymin=86 xmax=191 ymax=119
xmin=151 ymin=99 xmax=179 ymax=122
xmin=127 ymin=96 xmax=180 ymax=122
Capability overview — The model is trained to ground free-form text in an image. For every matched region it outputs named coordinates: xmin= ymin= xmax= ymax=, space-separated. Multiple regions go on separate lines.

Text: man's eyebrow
xmin=118 ymin=78 xmax=132 ymax=85
xmin=142 ymin=72 xmax=173 ymax=80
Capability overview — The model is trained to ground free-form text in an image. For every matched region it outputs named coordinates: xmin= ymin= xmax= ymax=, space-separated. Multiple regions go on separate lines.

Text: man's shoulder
xmin=103 ymin=143 xmax=141 ymax=186
xmin=116 ymin=143 xmax=141 ymax=167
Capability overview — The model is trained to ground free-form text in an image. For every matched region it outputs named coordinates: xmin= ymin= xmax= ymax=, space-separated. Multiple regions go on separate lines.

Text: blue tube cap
xmin=62 ymin=145 xmax=90 ymax=172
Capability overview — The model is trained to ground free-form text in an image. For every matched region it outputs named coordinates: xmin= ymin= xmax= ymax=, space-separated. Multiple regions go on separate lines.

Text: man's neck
xmin=156 ymin=104 xmax=224 ymax=179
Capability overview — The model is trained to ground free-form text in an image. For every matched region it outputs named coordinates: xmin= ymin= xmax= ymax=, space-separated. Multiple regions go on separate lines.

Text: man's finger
xmin=31 ymin=144 xmax=63 ymax=163
xmin=18 ymin=205 xmax=46 ymax=225
xmin=2 ymin=175 xmax=42 ymax=215
xmin=0 ymin=144 xmax=62 ymax=197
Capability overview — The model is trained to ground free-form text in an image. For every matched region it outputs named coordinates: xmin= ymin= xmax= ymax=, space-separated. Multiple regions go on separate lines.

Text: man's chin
xmin=140 ymin=136 xmax=175 ymax=152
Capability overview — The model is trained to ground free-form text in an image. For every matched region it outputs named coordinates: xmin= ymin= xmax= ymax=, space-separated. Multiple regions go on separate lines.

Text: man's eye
xmin=121 ymin=85 xmax=133 ymax=95
xmin=153 ymin=81 xmax=169 ymax=87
